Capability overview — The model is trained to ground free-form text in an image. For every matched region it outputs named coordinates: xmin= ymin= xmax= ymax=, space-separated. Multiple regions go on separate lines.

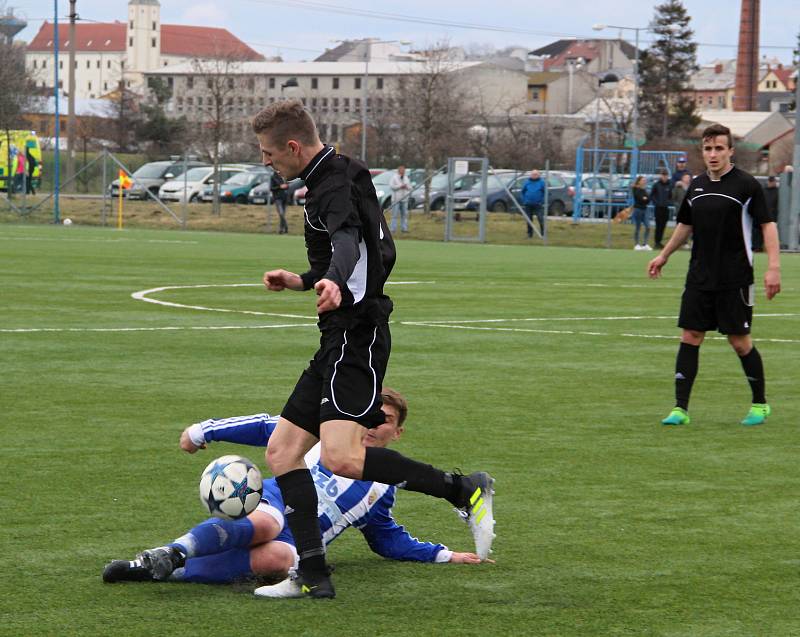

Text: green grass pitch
xmin=2 ymin=223 xmax=799 ymax=636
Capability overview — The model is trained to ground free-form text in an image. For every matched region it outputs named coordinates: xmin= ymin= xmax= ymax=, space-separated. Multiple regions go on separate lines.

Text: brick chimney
xmin=714 ymin=63 xmax=723 ymax=74
xmin=733 ymin=0 xmax=759 ymax=111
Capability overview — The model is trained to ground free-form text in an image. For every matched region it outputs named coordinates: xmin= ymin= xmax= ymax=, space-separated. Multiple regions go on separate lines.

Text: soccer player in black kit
xmin=648 ymin=124 xmax=781 ymax=427
xmin=248 ymin=100 xmax=494 ymax=599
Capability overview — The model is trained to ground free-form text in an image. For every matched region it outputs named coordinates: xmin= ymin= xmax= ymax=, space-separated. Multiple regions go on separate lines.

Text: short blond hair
xmin=251 ymin=99 xmax=318 ymax=146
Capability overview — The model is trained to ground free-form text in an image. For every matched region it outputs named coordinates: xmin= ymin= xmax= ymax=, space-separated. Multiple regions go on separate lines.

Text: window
xmin=96 ymin=60 xmax=100 ymax=68
xmin=59 ymin=60 xmax=63 ymax=70
xmin=333 ymin=97 xmax=339 ymax=111
xmin=376 ymin=77 xmax=383 ymax=90
xmin=74 ymin=60 xmax=78 ymax=69
xmin=376 ymin=97 xmax=383 ymax=111
xmin=311 ymin=97 xmax=318 ymax=110
xmin=107 ymin=60 xmax=111 ymax=69
xmin=532 ymin=90 xmax=540 ymax=100
xmin=332 ymin=77 xmax=339 ymax=89
xmin=42 ymin=59 xmax=47 ymax=68
xmin=227 ymin=77 xmax=234 ymax=89
xmin=354 ymin=97 xmax=361 ymax=109
xmin=354 ymin=78 xmax=361 ymax=89
xmin=301 ymin=97 xmax=307 ymax=105
xmin=365 ymin=97 xmax=370 ymax=112
xmin=319 ymin=124 xmax=327 ymax=139
xmin=321 ymin=97 xmax=328 ymax=110
xmin=103 ymin=82 xmax=108 ymax=91
xmin=269 ymin=78 xmax=275 ymax=89
xmin=130 ymin=20 xmax=134 ymax=29
xmin=88 ymin=81 xmax=92 ymax=90
xmin=152 ymin=37 xmax=156 ymax=47
xmin=707 ymin=96 xmax=712 ymax=105
xmin=343 ymin=97 xmax=350 ymax=112
xmin=207 ymin=78 xmax=213 ymax=89
xmin=247 ymin=78 xmax=255 ymax=91
xmin=187 ymin=77 xmax=194 ymax=89
xmin=311 ymin=77 xmax=318 ymax=90
xmin=129 ymin=37 xmax=133 ymax=47
xmin=152 ymin=21 xmax=157 ymax=30
xmin=33 ymin=60 xmax=37 ymax=69
xmin=331 ymin=124 xmax=338 ymax=140
xmin=187 ymin=97 xmax=193 ymax=106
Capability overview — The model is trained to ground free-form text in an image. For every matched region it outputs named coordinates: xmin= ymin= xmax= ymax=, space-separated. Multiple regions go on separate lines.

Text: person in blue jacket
xmin=102 ymin=388 xmax=487 ymax=594
xmin=520 ymin=169 xmax=546 ymax=238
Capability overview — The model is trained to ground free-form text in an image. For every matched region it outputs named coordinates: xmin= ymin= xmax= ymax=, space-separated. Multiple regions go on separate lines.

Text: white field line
xmin=0 ymin=323 xmax=317 ymax=334
xmin=413 ymin=312 xmax=800 ymax=325
xmin=399 ymin=321 xmax=800 ymax=344
xmin=130 ymin=281 xmax=433 ymax=320
xmin=0 ymin=235 xmax=198 ymax=244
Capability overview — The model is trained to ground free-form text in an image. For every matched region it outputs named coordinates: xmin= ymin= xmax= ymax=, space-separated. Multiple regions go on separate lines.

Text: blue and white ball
xmin=199 ymin=455 xmax=263 ymax=519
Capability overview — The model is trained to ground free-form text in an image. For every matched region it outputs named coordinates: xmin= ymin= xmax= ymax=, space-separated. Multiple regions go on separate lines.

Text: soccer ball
xmin=199 ymin=455 xmax=263 ymax=519
xmin=63 ymin=218 xmax=72 ymax=226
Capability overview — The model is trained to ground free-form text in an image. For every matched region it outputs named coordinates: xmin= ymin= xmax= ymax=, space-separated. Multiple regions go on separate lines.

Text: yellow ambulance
xmin=0 ymin=130 xmax=43 ymax=192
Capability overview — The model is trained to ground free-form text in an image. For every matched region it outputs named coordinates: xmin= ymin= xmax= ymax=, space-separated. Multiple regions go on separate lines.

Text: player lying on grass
xmin=102 ymin=389 xmax=491 ymax=594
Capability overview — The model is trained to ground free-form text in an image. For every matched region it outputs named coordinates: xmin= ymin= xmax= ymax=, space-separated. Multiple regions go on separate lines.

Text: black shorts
xmin=281 ymin=311 xmax=391 ymax=436
xmin=678 ymin=285 xmax=754 ymax=335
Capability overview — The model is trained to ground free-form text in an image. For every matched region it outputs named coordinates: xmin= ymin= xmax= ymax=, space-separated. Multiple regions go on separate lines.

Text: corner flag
xmin=119 ymin=170 xmax=133 ymax=190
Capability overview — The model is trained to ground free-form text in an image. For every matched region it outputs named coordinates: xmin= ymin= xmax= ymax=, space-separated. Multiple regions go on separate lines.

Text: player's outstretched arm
xmin=179 ymin=414 xmax=279 ymax=453
xmin=762 ymin=222 xmax=781 ymax=300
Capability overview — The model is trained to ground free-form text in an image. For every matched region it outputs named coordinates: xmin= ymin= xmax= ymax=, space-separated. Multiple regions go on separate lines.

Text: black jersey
xmin=676 ymin=165 xmax=771 ymax=290
xmin=298 ymin=145 xmax=396 ymax=314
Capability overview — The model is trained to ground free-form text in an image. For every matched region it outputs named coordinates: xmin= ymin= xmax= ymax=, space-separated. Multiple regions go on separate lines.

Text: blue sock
xmin=171 ymin=549 xmax=252 ymax=583
xmin=170 ymin=517 xmax=254 ymax=558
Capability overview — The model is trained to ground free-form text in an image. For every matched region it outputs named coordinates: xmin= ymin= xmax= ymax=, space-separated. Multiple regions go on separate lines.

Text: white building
xmin=25 ymin=0 xmax=263 ymax=100
xmin=144 ymin=60 xmax=530 ymax=145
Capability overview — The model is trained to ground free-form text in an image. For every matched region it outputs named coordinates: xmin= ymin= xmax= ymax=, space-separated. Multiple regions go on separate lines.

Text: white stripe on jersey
xmin=200 ymin=413 xmax=279 ymax=435
xmin=346 ymin=238 xmax=368 ymax=304
xmin=741 ymin=197 xmax=754 ymax=266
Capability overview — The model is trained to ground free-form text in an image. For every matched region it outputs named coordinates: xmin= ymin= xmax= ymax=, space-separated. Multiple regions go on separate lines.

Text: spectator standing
xmin=25 ymin=146 xmax=37 ymax=195
xmin=269 ymin=170 xmax=290 ymax=234
xmin=671 ymin=155 xmax=690 ymax=186
xmin=631 ymin=175 xmax=651 ymax=250
xmin=389 ymin=165 xmax=412 ymax=233
xmin=520 ymin=169 xmax=545 ymax=238
xmin=650 ymin=170 xmax=673 ymax=249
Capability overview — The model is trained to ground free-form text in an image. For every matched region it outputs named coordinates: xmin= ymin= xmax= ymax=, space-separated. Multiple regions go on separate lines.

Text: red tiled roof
xmin=27 ymin=22 xmax=263 ymax=61
xmin=160 ymin=25 xmax=263 ymax=60
xmin=27 ymin=22 xmax=126 ymax=52
xmin=543 ymin=42 xmax=599 ymax=71
xmin=771 ymin=66 xmax=794 ymax=89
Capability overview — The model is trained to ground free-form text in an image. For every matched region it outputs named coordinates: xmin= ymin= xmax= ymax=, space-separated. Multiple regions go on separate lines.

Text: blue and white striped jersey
xmin=187 ymin=414 xmax=451 ymax=563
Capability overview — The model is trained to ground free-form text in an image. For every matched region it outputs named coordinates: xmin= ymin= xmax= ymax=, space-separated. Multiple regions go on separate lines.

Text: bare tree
xmin=0 ymin=39 xmax=36 ymax=193
xmin=104 ymin=80 xmax=141 ymax=153
xmin=390 ymin=44 xmax=472 ymax=212
xmin=187 ymin=48 xmax=251 ymax=215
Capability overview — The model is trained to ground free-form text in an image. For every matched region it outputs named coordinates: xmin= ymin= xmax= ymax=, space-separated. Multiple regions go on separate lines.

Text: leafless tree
xmin=390 ymin=44 xmax=472 ymax=212
xmin=186 ymin=47 xmax=252 ymax=214
xmin=0 ymin=39 xmax=36 ymax=192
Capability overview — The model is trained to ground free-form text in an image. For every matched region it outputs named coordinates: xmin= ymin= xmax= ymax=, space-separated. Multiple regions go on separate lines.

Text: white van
xmin=158 ymin=164 xmax=252 ymax=203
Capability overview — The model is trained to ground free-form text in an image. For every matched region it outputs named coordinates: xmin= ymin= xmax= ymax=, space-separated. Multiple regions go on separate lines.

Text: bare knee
xmin=249 ymin=542 xmax=296 ymax=577
xmin=728 ymin=334 xmax=752 ymax=356
xmin=319 ymin=446 xmax=363 ymax=478
xmin=681 ymin=330 xmax=705 ymax=346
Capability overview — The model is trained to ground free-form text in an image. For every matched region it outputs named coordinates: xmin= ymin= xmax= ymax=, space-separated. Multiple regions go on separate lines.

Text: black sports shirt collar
xmin=299 ymin=145 xmax=335 ymax=187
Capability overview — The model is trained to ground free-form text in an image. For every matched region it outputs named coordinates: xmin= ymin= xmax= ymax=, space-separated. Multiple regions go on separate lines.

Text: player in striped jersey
xmin=102 ymin=389 xmax=488 ymax=591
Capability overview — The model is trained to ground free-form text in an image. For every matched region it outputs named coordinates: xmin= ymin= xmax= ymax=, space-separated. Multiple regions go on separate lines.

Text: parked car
xmin=110 ymin=160 xmax=208 ymax=199
xmin=409 ymin=172 xmax=482 ymax=210
xmin=371 ymin=168 xmax=425 ymax=210
xmin=452 ymin=170 xmax=531 ymax=212
xmin=158 ymin=164 xmax=250 ymax=203
xmin=200 ymin=168 xmax=271 ymax=204
xmin=507 ymin=171 xmax=575 ymax=215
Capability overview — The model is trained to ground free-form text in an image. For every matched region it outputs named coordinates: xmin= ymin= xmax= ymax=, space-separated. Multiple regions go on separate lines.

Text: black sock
xmin=675 ymin=342 xmax=700 ymax=411
xmin=363 ymin=447 xmax=462 ymax=506
xmin=275 ymin=469 xmax=326 ymax=576
xmin=738 ymin=346 xmax=766 ymax=404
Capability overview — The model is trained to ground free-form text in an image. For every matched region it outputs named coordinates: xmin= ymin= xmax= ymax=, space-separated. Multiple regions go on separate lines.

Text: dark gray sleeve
xmin=324 ymin=226 xmax=361 ymax=289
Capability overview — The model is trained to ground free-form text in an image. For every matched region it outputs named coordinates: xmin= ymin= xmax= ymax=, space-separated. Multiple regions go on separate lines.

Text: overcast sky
xmin=9 ymin=0 xmax=800 ymax=65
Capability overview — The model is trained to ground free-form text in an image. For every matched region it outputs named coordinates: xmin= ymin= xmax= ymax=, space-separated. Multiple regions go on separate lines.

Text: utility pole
xmin=66 ymin=0 xmax=77 ymax=194
xmin=360 ymin=39 xmax=371 ymax=164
